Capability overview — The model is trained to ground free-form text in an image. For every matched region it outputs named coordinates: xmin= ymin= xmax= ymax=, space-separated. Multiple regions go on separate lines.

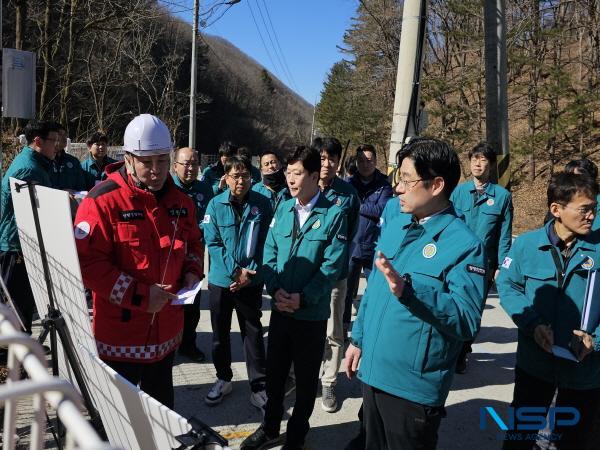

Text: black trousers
xmin=502 ymin=367 xmax=600 ymax=450
xmin=363 ymin=384 xmax=445 ymax=450
xmin=181 ymin=290 xmax=202 ymax=348
xmin=105 ymin=351 xmax=176 ymax=409
xmin=0 ymin=251 xmax=36 ymax=334
xmin=343 ymin=257 xmax=373 ymax=325
xmin=208 ymin=283 xmax=266 ymax=391
xmin=263 ymin=311 xmax=327 ymax=445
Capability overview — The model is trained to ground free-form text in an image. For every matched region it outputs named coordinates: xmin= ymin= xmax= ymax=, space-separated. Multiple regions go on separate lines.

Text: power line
xmin=246 ymin=0 xmax=284 ymax=81
xmin=252 ymin=0 xmax=295 ymax=89
xmin=257 ymin=0 xmax=300 ymax=92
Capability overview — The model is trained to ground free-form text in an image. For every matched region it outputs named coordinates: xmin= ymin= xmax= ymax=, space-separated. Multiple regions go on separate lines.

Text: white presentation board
xmin=10 ymin=179 xmax=223 ymax=450
xmin=10 ymin=178 xmax=96 ymax=386
xmin=77 ymin=344 xmax=193 ymax=450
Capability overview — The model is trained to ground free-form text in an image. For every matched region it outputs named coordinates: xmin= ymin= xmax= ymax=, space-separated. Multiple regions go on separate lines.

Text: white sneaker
xmin=250 ymin=389 xmax=268 ymax=410
xmin=205 ymin=379 xmax=232 ymax=405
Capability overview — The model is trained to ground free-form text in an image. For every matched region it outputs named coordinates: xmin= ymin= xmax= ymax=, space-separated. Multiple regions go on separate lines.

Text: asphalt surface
xmin=172 ymin=283 xmax=518 ymax=450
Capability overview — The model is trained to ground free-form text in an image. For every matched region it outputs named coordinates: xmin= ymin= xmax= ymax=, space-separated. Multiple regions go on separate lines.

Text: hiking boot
xmin=250 ymin=389 xmax=268 ymax=410
xmin=240 ymin=425 xmax=283 ymax=450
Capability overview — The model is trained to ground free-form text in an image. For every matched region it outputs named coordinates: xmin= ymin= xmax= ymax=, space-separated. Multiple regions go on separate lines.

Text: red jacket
xmin=74 ymin=162 xmax=204 ymax=363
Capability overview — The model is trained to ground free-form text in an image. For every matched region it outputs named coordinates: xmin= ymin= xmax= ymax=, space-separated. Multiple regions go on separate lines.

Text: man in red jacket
xmin=74 ymin=114 xmax=204 ymax=408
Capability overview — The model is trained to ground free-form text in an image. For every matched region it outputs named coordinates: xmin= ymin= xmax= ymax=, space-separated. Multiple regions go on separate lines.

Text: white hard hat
xmin=123 ymin=114 xmax=173 ymax=156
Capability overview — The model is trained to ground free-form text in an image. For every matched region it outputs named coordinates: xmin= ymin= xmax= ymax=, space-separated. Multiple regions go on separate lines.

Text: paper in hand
xmin=172 ymin=280 xmax=203 ymax=305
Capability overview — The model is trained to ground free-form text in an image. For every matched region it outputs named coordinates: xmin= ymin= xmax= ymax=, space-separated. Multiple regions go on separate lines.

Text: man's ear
xmin=124 ymin=154 xmax=135 ymax=175
xmin=549 ymin=202 xmax=562 ymax=219
xmin=430 ymin=176 xmax=446 ymax=197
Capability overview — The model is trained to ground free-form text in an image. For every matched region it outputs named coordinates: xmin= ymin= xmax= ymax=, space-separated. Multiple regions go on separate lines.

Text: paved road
xmin=172 ymin=283 xmax=518 ymax=450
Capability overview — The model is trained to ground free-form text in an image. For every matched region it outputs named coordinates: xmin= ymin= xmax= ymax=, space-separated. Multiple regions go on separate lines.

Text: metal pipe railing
xmin=0 ymin=303 xmax=117 ymax=450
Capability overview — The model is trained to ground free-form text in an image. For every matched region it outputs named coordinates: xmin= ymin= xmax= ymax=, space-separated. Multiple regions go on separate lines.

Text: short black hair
xmin=396 ymin=137 xmax=461 ymax=199
xmin=24 ymin=120 xmax=60 ymax=145
xmin=313 ymin=137 xmax=342 ymax=160
xmin=224 ymin=155 xmax=252 ymax=174
xmin=345 ymin=155 xmax=358 ymax=177
xmin=219 ymin=142 xmax=237 ymax=158
xmin=287 ymin=146 xmax=321 ymax=174
xmin=565 ymin=158 xmax=598 ymax=180
xmin=48 ymin=121 xmax=66 ymax=132
xmin=260 ymin=149 xmax=281 ymax=163
xmin=237 ymin=146 xmax=252 ymax=160
xmin=547 ymin=172 xmax=599 ymax=208
xmin=468 ymin=142 xmax=497 ymax=164
xmin=356 ymin=144 xmax=376 ymax=159
xmin=86 ymin=131 xmax=108 ymax=146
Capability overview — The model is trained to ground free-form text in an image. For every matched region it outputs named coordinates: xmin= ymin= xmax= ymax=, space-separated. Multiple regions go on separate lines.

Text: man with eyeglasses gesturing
xmin=172 ymin=147 xmax=214 ymax=362
xmin=345 ymin=138 xmax=487 ymax=450
xmin=202 ymin=155 xmax=273 ymax=409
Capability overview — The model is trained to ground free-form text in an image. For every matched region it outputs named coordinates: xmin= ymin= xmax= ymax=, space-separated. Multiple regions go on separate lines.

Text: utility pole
xmin=309 ymin=97 xmax=316 ymax=144
xmin=484 ymin=0 xmax=510 ymax=187
xmin=388 ymin=0 xmax=427 ymax=169
xmin=188 ymin=0 xmax=199 ymax=149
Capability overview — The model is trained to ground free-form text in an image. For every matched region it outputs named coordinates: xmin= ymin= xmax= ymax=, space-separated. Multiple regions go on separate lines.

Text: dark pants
xmin=105 ymin=351 xmax=176 ymax=409
xmin=344 ymin=257 xmax=373 ymax=325
xmin=0 ymin=251 xmax=36 ymax=334
xmin=208 ymin=283 xmax=266 ymax=391
xmin=181 ymin=291 xmax=201 ymax=348
xmin=264 ymin=311 xmax=327 ymax=445
xmin=363 ymin=384 xmax=445 ymax=450
xmin=502 ymin=367 xmax=600 ymax=450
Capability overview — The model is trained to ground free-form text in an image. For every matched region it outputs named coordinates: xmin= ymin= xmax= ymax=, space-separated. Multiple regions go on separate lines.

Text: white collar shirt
xmin=294 ymin=191 xmax=320 ymax=228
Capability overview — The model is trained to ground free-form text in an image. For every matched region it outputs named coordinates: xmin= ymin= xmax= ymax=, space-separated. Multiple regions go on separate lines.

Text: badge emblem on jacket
xmin=422 ymin=243 xmax=437 ymax=259
xmin=582 ymin=256 xmax=595 ymax=270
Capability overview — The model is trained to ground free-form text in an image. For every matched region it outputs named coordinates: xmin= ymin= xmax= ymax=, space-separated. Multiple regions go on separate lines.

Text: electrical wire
xmin=246 ymin=0 xmax=283 ymax=81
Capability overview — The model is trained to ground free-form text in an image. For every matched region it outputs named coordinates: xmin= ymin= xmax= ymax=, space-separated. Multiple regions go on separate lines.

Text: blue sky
xmin=166 ymin=0 xmax=357 ymax=105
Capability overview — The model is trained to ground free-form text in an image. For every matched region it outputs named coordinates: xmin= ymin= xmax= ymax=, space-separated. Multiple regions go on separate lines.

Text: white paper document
xmin=171 ymin=280 xmax=203 ymax=305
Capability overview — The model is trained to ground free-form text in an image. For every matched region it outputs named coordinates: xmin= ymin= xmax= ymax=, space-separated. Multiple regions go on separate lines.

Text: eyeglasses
xmin=227 ymin=173 xmax=252 ymax=182
xmin=175 ymin=161 xmax=199 ymax=168
xmin=396 ymin=178 xmax=427 ymax=190
xmin=558 ymin=203 xmax=598 ymax=217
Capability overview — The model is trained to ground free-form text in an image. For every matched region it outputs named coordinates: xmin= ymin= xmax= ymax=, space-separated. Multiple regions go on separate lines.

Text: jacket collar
xmin=25 ymin=146 xmax=52 ymax=170
xmin=469 ymin=179 xmax=496 ymax=197
xmin=401 ymin=205 xmax=457 ymax=242
xmin=538 ymin=219 xmax=596 ymax=252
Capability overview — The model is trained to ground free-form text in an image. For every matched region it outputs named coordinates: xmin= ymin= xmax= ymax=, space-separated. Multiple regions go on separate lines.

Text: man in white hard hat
xmin=74 ymin=114 xmax=204 ymax=408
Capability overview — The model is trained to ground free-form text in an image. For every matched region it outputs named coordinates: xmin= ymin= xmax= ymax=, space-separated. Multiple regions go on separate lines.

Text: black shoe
xmin=455 ymin=354 xmax=468 ymax=374
xmin=240 ymin=426 xmax=283 ymax=450
xmin=282 ymin=441 xmax=304 ymax=450
xmin=178 ymin=345 xmax=206 ymax=362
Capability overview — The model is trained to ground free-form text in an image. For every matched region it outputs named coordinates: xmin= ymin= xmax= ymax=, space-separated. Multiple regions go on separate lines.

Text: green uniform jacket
xmin=352 ymin=207 xmax=487 ymax=406
xmin=50 ymin=151 xmax=86 ymax=191
xmin=0 ymin=147 xmax=53 ymax=252
xmin=263 ymin=194 xmax=348 ymax=321
xmin=202 ymin=162 xmax=225 ymax=196
xmin=203 ymin=190 xmax=273 ymax=288
xmin=81 ymin=156 xmax=117 ymax=190
xmin=322 ymin=176 xmax=360 ymax=280
xmin=251 ymin=181 xmax=291 ymax=213
xmin=497 ymin=221 xmax=600 ymax=390
xmin=450 ymin=180 xmax=513 ymax=271
xmin=379 ymin=196 xmax=401 ymax=232
xmin=171 ymin=174 xmax=214 ymax=229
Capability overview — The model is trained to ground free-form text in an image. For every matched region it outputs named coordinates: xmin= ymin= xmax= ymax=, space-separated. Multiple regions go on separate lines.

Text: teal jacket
xmin=50 ymin=151 xmax=86 ymax=191
xmin=322 ymin=177 xmax=360 ymax=280
xmin=263 ymin=194 xmax=348 ymax=321
xmin=81 ymin=156 xmax=117 ymax=190
xmin=252 ymin=181 xmax=291 ymax=213
xmin=203 ymin=190 xmax=273 ymax=288
xmin=202 ymin=162 xmax=225 ymax=196
xmin=172 ymin=174 xmax=214 ymax=228
xmin=450 ymin=180 xmax=513 ymax=270
xmin=352 ymin=207 xmax=487 ymax=406
xmin=379 ymin=196 xmax=401 ymax=232
xmin=0 ymin=147 xmax=53 ymax=252
xmin=497 ymin=221 xmax=600 ymax=390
